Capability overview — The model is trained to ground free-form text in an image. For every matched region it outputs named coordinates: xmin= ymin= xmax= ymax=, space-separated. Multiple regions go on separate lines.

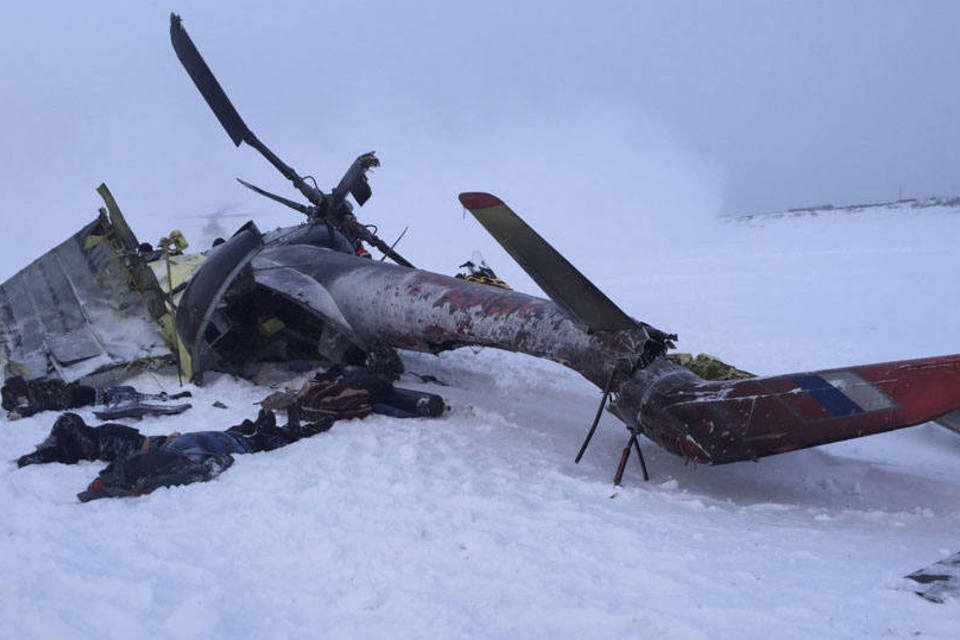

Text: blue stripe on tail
xmin=792 ymin=374 xmax=864 ymax=417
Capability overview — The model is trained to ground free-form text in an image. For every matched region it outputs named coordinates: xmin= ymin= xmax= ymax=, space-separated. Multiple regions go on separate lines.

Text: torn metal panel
xmin=175 ymin=221 xmax=263 ymax=379
xmin=250 ymin=250 xmax=357 ymax=339
xmin=95 ymin=183 xmax=169 ymax=323
xmin=0 ymin=209 xmax=171 ymax=385
xmin=176 ymin=225 xmax=653 ymax=388
xmin=175 ymin=221 xmax=382 ymax=379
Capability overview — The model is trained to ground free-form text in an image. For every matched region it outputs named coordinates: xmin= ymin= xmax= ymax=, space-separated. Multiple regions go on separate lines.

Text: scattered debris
xmin=2 ymin=13 xmax=958 ymax=490
xmin=906 ymin=551 xmax=960 ymax=603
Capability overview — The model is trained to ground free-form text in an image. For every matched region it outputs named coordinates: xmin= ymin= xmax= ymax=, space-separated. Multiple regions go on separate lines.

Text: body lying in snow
xmin=15 ymin=365 xmax=447 ymax=501
xmin=18 ymin=410 xmax=331 ymax=501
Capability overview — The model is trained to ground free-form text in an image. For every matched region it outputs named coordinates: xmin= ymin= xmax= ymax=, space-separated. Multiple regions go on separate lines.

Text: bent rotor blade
xmin=331 ymin=152 xmax=380 ymax=207
xmin=170 ymin=14 xmax=327 ymax=208
xmin=237 ymin=179 xmax=311 ymax=215
xmin=238 ymin=176 xmax=414 ymax=267
xmin=459 ymin=192 xmax=637 ymax=332
xmin=171 ymin=14 xmax=408 ymax=268
xmin=170 ymin=13 xmax=250 ymax=147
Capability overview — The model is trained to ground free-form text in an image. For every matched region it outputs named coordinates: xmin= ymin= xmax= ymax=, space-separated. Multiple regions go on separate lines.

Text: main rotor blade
xmin=170 ymin=13 xmax=250 ymax=147
xmin=237 ymin=179 xmax=312 ymax=215
xmin=170 ymin=14 xmax=410 ymax=269
xmin=331 ymin=152 xmax=380 ymax=207
xmin=460 ymin=192 xmax=637 ymax=332
xmin=170 ymin=13 xmax=327 ymax=209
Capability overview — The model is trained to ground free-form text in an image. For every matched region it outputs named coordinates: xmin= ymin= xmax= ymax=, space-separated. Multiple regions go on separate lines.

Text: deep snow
xmin=2 ymin=203 xmax=959 ymax=639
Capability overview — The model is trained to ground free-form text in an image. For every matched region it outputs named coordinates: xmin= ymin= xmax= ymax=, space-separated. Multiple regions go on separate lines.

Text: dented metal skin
xmin=619 ymin=353 xmax=960 ymax=464
xmin=173 ymin=225 xmax=960 ymax=467
xmin=250 ymin=244 xmax=729 ymax=460
xmin=5 ymin=210 xmax=959 ymax=467
xmin=0 ymin=206 xmax=172 ymax=386
xmin=258 ymin=245 xmax=652 ymax=385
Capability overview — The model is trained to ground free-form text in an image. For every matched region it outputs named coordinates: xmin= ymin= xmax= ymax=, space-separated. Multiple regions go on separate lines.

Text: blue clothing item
xmin=371 ymin=403 xmax=416 ymax=419
xmin=162 ymin=431 xmax=250 ymax=461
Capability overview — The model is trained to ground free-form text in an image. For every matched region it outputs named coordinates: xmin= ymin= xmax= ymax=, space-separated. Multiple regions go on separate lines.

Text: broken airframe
xmin=3 ymin=14 xmax=959 ymax=486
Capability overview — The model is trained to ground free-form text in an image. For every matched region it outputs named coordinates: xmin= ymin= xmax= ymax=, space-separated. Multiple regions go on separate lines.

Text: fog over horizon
xmin=1 ymin=2 xmax=956 ymax=281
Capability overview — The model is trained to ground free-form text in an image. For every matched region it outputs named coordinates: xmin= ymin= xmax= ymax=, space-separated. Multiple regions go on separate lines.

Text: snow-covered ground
xmin=2 ymin=204 xmax=959 ymax=639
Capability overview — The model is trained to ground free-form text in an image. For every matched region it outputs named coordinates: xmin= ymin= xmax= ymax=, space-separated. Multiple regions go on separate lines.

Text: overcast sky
xmin=1 ymin=1 xmax=956 ymax=280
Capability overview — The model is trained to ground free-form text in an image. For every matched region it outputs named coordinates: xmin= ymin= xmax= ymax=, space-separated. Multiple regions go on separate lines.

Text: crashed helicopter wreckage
xmin=3 ymin=14 xmax=960 ymax=489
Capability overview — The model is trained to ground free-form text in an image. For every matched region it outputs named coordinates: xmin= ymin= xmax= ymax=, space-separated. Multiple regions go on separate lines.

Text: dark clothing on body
xmin=17 ymin=410 xmax=332 ymax=502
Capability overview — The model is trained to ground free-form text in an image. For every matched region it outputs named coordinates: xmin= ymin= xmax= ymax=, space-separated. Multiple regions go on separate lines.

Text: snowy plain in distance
xmin=2 ymin=2 xmax=960 ymax=637
xmin=1 ymin=203 xmax=959 ymax=639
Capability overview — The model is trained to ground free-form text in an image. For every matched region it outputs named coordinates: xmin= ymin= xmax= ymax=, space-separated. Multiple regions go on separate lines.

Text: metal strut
xmin=613 ymin=427 xmax=649 ymax=485
xmin=160 ymin=235 xmax=184 ymax=387
xmin=575 ymin=367 xmax=618 ymax=463
xmin=575 ymin=365 xmax=652 ymax=484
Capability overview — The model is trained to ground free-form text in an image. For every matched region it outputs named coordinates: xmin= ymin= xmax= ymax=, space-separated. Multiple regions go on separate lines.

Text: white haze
xmin=2 ymin=1 xmax=958 ymax=282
